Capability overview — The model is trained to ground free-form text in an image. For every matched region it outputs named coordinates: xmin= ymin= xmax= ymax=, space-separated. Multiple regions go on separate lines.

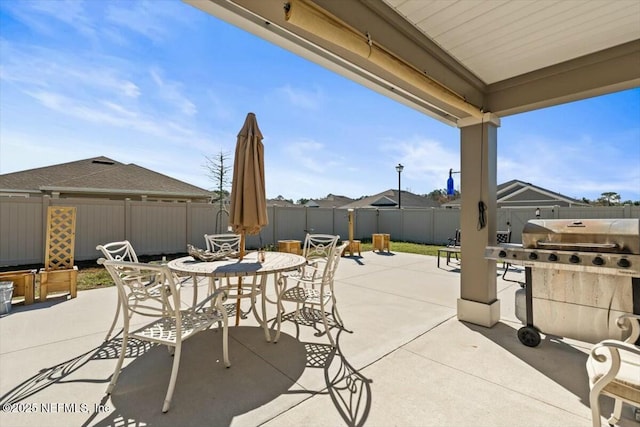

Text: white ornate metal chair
xmin=586 ymin=313 xmax=640 ymax=427
xmin=102 ymin=260 xmax=230 ymax=413
xmin=204 ymin=233 xmax=241 ymax=254
xmin=96 ymin=241 xmax=139 ymax=341
xmin=283 ymin=233 xmax=340 ymax=281
xmin=275 ymin=240 xmax=348 ymax=347
xmin=203 ymin=233 xmax=244 ymax=320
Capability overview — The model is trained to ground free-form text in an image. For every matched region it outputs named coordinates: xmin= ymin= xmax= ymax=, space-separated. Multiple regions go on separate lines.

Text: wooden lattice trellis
xmin=44 ymin=206 xmax=77 ymax=271
xmin=40 ymin=206 xmax=77 ymax=301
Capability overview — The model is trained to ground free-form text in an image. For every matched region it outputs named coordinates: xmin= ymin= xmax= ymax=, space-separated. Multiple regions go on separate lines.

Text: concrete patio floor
xmin=1 ymin=251 xmax=637 ymax=427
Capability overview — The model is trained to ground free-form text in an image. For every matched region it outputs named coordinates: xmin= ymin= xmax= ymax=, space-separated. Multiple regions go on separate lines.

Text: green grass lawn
xmin=76 ymin=241 xmax=443 ymax=291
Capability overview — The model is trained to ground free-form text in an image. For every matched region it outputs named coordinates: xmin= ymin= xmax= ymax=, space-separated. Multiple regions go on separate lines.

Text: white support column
xmin=456 ymin=113 xmax=501 ymax=327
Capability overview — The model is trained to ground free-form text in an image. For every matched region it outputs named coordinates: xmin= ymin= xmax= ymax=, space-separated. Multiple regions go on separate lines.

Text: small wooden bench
xmin=437 ymin=246 xmax=461 ymax=268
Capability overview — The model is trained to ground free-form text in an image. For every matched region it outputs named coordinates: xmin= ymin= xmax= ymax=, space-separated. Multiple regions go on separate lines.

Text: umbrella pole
xmin=235 ymin=232 xmax=246 ymax=326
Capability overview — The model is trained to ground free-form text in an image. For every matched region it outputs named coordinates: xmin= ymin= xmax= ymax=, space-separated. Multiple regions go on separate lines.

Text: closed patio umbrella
xmin=229 ymin=112 xmax=268 ymax=325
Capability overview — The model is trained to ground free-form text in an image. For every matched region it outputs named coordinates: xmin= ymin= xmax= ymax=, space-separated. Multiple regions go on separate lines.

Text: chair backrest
xmin=102 ymin=260 xmax=179 ymax=319
xmin=96 ymin=240 xmax=139 ymax=262
xmin=448 ymin=229 xmax=461 ymax=247
xmin=204 ymin=234 xmax=241 ymax=253
xmin=325 ymin=242 xmax=349 ymax=286
xmin=496 ymin=230 xmax=511 ymax=244
xmin=301 ymin=234 xmax=340 ymax=262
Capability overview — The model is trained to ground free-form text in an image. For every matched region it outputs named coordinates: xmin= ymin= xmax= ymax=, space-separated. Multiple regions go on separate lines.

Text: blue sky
xmin=1 ymin=0 xmax=639 ymax=202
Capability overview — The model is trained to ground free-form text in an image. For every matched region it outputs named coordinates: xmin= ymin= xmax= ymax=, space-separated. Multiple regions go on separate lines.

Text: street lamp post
xmin=395 ymin=163 xmax=404 ymax=209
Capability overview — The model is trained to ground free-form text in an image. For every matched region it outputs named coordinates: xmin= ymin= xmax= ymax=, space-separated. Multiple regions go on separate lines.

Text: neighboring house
xmin=341 ymin=189 xmax=440 ymax=209
xmin=441 ymin=180 xmax=590 ymax=208
xmin=304 ymin=194 xmax=354 ymax=208
xmin=267 ymin=196 xmax=297 ymax=207
xmin=0 ymin=156 xmax=213 ymax=203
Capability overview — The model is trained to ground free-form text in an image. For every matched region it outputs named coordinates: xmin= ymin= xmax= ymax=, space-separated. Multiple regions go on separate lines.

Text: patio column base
xmin=457 ymin=298 xmax=500 ymax=327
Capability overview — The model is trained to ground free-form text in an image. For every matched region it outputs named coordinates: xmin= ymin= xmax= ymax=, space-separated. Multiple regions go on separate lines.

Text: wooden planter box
xmin=0 ymin=270 xmax=36 ymax=305
xmin=342 ymin=240 xmax=361 ymax=257
xmin=278 ymin=240 xmax=302 ymax=255
xmin=39 ymin=267 xmax=78 ymax=302
xmin=372 ymin=233 xmax=391 ymax=252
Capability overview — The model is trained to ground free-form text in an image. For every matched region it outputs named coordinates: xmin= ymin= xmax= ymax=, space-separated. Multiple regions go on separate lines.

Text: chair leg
xmin=320 ymin=300 xmax=335 ymax=347
xmin=104 ymin=299 xmax=121 ymax=341
xmin=274 ymin=293 xmax=289 ymax=344
xmin=589 ymin=389 xmax=602 ymax=427
xmin=222 ymin=320 xmax=230 ymax=367
xmin=162 ymin=343 xmax=181 ymax=413
xmin=107 ymin=333 xmax=128 ymax=395
xmin=607 ymin=399 xmax=622 ymax=426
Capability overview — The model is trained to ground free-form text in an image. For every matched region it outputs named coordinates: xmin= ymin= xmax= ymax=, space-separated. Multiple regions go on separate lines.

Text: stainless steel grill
xmin=485 ymin=218 xmax=640 ymax=347
xmin=486 ymin=219 xmax=640 ymax=275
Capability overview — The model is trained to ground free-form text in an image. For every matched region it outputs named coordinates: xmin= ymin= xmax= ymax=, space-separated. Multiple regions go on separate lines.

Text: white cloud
xmin=149 ymin=67 xmax=197 ymax=116
xmin=275 ymin=84 xmax=324 ymax=110
xmin=3 ymin=0 xmax=97 ymax=39
xmin=283 ymin=139 xmax=344 ymax=174
xmin=380 ymin=137 xmax=460 ymax=192
xmin=497 ymin=133 xmax=640 ymax=200
xmin=105 ymin=0 xmax=191 ymax=43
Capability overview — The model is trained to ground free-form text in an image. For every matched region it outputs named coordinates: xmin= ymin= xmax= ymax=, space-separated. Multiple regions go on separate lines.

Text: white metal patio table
xmin=167 ymin=251 xmax=306 ymax=342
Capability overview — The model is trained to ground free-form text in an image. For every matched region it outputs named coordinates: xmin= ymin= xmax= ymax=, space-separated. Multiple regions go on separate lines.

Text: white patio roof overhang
xmin=184 ymin=0 xmax=640 ymax=327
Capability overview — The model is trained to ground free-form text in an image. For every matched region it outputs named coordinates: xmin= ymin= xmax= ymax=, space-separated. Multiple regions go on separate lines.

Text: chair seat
xmin=587 ymin=347 xmax=640 ymax=403
xmin=130 ymin=309 xmax=224 ymax=344
xmin=280 ymin=306 xmax=338 ymax=327
xmin=280 ymin=286 xmax=332 ymax=305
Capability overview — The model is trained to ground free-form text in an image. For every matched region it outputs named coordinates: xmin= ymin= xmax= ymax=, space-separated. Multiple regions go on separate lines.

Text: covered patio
xmin=1 ymin=252 xmax=635 ymax=426
xmin=185 ymin=0 xmax=640 ymax=328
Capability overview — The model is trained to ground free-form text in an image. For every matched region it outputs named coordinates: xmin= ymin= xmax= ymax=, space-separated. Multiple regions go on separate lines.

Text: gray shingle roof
xmin=0 ymin=156 xmax=212 ymax=198
xmin=305 ymin=194 xmax=355 ymax=208
xmin=341 ymin=189 xmax=439 ymax=209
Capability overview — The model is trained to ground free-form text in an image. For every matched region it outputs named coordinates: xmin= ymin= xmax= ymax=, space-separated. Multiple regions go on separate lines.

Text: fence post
xmin=40 ymin=195 xmax=51 ymax=264
xmin=272 ymin=205 xmax=278 ymax=244
xmin=124 ymin=198 xmax=132 ymax=241
xmin=186 ymin=200 xmax=192 ymax=248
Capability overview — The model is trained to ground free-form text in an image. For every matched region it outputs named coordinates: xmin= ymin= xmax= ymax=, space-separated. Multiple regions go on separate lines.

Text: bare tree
xmin=203 ymin=151 xmax=232 ymax=233
xmin=204 ymin=151 xmax=231 ymax=201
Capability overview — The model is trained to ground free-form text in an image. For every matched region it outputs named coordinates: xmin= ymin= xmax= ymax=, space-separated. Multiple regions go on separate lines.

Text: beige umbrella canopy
xmin=229 ymin=112 xmax=268 ymax=325
xmin=230 ymin=112 xmax=268 ymax=247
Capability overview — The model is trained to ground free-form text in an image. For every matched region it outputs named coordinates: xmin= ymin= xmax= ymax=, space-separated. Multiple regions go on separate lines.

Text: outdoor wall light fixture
xmin=535 ymin=207 xmax=540 ymax=218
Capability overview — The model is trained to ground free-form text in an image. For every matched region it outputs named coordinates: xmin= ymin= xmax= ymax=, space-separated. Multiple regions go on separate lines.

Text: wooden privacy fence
xmin=1 ymin=196 xmax=638 ymax=267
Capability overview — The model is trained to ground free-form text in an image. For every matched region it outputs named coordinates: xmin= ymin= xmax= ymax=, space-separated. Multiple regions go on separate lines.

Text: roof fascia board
xmin=486 ymin=40 xmax=640 ymax=117
xmin=497 ymin=181 xmax=523 ymax=197
xmin=499 ymin=185 xmax=576 ymax=204
xmin=39 ymin=186 xmax=211 ymax=198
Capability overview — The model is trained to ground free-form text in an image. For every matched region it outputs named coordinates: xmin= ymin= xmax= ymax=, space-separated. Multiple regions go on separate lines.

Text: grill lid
xmin=522 ymin=219 xmax=640 ymax=254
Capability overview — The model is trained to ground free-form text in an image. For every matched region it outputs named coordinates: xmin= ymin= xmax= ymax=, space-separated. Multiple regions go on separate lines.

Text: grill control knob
xmin=498 ymin=250 xmax=507 ymax=258
xmin=569 ymin=255 xmax=580 ymax=264
xmin=618 ymin=258 xmax=631 ymax=268
xmin=548 ymin=254 xmax=558 ymax=262
xmin=592 ymin=256 xmax=605 ymax=266
xmin=528 ymin=253 xmax=538 ymax=260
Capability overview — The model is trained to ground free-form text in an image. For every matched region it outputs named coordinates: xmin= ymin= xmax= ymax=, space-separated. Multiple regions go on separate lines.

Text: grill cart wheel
xmin=518 ymin=326 xmax=541 ymax=347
